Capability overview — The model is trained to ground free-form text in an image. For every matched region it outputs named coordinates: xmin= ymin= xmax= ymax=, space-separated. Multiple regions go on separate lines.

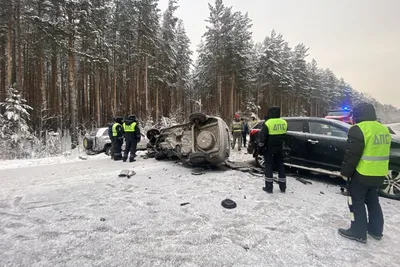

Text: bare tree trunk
xmin=0 ymin=35 xmax=6 ymax=101
xmin=51 ymin=47 xmax=58 ymax=116
xmin=7 ymin=0 xmax=13 ymax=87
xmin=68 ymin=35 xmax=78 ymax=148
xmin=95 ymin=63 xmax=101 ymax=125
xmin=156 ymin=84 xmax=159 ymax=123
xmin=229 ymin=72 xmax=234 ymax=119
xmin=144 ymin=54 xmax=149 ymax=119
xmin=16 ymin=0 xmax=22 ymax=93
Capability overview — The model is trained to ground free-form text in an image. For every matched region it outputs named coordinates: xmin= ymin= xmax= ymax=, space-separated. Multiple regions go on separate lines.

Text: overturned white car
xmin=146 ymin=113 xmax=231 ymax=165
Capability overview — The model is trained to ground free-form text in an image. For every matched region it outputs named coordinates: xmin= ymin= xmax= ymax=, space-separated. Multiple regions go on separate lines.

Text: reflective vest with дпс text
xmin=112 ymin=122 xmax=120 ymax=137
xmin=265 ymin=118 xmax=287 ymax=135
xmin=356 ymin=121 xmax=391 ymax=176
xmin=123 ymin=122 xmax=136 ymax=132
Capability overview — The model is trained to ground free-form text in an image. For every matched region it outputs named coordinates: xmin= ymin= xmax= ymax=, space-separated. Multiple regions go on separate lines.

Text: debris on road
xmin=221 ymin=199 xmax=237 ymax=209
xmin=296 ymin=177 xmax=312 ymax=185
xmin=180 ymin=202 xmax=190 ymax=206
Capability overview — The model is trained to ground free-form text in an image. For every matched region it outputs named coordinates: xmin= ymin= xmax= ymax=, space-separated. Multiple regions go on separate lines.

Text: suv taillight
xmin=250 ymin=129 xmax=260 ymax=136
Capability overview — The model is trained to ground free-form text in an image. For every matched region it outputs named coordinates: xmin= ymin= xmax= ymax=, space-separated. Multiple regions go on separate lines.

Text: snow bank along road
xmin=1 ymin=152 xmax=400 ymax=267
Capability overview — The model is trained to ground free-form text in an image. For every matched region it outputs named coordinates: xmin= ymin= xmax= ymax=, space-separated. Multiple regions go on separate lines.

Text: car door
xmin=304 ymin=120 xmax=348 ymax=171
xmin=284 ymin=119 xmax=308 ymax=165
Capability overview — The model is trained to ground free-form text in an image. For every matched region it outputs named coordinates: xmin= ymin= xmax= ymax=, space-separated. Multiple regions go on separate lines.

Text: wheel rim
xmin=381 ymin=170 xmax=400 ymax=196
xmin=257 ymin=153 xmax=265 ymax=168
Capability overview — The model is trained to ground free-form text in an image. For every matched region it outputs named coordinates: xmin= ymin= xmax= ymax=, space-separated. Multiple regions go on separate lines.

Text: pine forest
xmin=0 ymin=0 xmax=399 ymax=158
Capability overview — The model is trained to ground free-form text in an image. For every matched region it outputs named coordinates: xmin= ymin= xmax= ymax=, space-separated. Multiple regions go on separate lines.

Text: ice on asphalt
xmin=0 ymin=125 xmax=400 ymax=266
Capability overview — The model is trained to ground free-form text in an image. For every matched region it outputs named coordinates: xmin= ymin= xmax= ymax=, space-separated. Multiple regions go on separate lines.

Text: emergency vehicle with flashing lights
xmin=325 ymin=107 xmax=353 ymax=124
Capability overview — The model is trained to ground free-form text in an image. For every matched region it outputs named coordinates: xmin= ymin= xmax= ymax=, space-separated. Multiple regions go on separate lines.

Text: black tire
xmin=83 ymin=137 xmax=93 ymax=150
xmin=254 ymin=150 xmax=265 ymax=169
xmin=379 ymin=168 xmax=400 ymax=200
xmin=105 ymin=145 xmax=111 ymax=156
xmin=189 ymin=152 xmax=208 ymax=165
xmin=221 ymin=199 xmax=237 ymax=209
xmin=189 ymin=112 xmax=207 ymax=125
xmin=146 ymin=128 xmax=160 ymax=142
xmin=154 ymin=152 xmax=166 ymax=160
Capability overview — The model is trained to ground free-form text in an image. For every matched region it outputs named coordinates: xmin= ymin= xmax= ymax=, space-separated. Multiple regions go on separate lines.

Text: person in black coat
xmin=122 ymin=115 xmax=141 ymax=162
xmin=258 ymin=107 xmax=287 ymax=193
xmin=338 ymin=102 xmax=391 ymax=243
xmin=112 ymin=116 xmax=124 ymax=161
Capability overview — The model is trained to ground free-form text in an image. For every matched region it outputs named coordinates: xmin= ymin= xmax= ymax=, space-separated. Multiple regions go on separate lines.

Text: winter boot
xmin=338 ymin=228 xmax=367 ymax=244
xmin=279 ymin=182 xmax=286 ymax=193
xmin=129 ymin=157 xmax=136 ymax=162
xmin=123 ymin=157 xmax=127 ymax=162
xmin=368 ymin=231 xmax=383 ymax=241
xmin=114 ymin=155 xmax=123 ymax=161
xmin=262 ymin=182 xmax=273 ymax=193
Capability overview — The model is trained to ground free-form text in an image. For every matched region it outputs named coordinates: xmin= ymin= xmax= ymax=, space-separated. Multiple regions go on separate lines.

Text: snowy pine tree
xmin=0 ymin=87 xmax=35 ymax=159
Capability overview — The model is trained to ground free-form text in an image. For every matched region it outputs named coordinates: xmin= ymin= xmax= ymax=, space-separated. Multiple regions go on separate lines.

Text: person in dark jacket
xmin=108 ymin=121 xmax=114 ymax=159
xmin=112 ymin=116 xmax=124 ymax=161
xmin=241 ymin=118 xmax=249 ymax=147
xmin=338 ymin=102 xmax=391 ymax=243
xmin=258 ymin=107 xmax=287 ymax=193
xmin=122 ymin=115 xmax=141 ymax=162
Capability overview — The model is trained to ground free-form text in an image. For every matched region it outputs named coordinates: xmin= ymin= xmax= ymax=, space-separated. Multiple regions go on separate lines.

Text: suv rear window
xmin=327 ymin=110 xmax=351 ymax=116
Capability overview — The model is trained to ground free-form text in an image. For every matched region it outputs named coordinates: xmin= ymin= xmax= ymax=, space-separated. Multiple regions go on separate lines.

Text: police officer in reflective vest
xmin=112 ymin=116 xmax=124 ymax=161
xmin=122 ymin=115 xmax=141 ymax=162
xmin=231 ymin=113 xmax=244 ymax=151
xmin=339 ymin=102 xmax=391 ymax=243
xmin=259 ymin=107 xmax=287 ymax=193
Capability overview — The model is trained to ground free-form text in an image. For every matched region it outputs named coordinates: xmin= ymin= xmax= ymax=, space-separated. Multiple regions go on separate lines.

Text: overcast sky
xmin=158 ymin=0 xmax=400 ymax=108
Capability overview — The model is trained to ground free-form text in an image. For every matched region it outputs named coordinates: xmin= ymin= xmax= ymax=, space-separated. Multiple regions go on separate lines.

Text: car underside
xmin=146 ymin=113 xmax=231 ymax=166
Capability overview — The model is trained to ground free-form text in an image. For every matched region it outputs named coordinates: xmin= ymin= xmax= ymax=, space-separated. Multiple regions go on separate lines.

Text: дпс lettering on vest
xmin=373 ymin=134 xmax=391 ymax=145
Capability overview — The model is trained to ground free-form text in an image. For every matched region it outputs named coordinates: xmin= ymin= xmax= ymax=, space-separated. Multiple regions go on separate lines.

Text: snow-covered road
xmin=1 ymin=151 xmax=400 ymax=267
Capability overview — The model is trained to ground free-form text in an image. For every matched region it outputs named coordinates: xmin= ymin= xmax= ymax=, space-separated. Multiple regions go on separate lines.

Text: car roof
xmin=256 ymin=117 xmax=352 ymax=129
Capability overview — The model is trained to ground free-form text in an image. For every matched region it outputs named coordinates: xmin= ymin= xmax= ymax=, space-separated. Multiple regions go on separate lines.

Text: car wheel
xmin=255 ymin=150 xmax=265 ymax=169
xmin=154 ymin=152 xmax=166 ymax=160
xmin=83 ymin=137 xmax=93 ymax=150
xmin=147 ymin=128 xmax=160 ymax=143
xmin=189 ymin=152 xmax=208 ymax=165
xmin=379 ymin=169 xmax=400 ymax=200
xmin=189 ymin=112 xmax=207 ymax=125
xmin=105 ymin=145 xmax=111 ymax=156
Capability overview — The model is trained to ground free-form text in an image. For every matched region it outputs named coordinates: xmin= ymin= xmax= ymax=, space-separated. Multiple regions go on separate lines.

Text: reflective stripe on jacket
xmin=232 ymin=120 xmax=243 ymax=132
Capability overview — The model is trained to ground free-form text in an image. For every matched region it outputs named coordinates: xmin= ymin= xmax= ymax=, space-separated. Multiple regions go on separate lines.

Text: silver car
xmin=83 ymin=127 xmax=147 ymax=155
xmin=146 ymin=113 xmax=231 ymax=165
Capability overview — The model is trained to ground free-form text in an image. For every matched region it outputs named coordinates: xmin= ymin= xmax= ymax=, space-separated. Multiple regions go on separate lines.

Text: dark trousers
xmin=242 ymin=134 xmax=247 ymax=147
xmin=347 ymin=176 xmax=384 ymax=238
xmin=124 ymin=139 xmax=137 ymax=160
xmin=264 ymin=150 xmax=286 ymax=190
xmin=110 ymin=137 xmax=115 ymax=159
xmin=114 ymin=138 xmax=123 ymax=159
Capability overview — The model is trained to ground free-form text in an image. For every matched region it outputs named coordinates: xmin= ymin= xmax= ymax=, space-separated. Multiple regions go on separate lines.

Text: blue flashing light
xmin=343 ymin=107 xmax=348 ymax=110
